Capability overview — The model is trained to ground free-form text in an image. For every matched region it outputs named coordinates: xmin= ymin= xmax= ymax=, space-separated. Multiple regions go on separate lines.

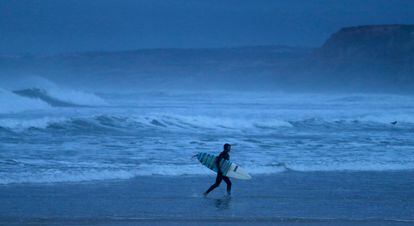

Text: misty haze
xmin=0 ymin=1 xmax=413 ymax=226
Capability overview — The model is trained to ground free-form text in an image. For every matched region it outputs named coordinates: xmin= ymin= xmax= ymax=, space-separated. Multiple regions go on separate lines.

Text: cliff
xmin=304 ymin=25 xmax=414 ymax=91
xmin=318 ymin=25 xmax=414 ymax=59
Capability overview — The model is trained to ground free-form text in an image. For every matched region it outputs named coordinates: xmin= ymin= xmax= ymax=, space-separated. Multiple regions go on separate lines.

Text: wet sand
xmin=1 ymin=171 xmax=413 ymax=226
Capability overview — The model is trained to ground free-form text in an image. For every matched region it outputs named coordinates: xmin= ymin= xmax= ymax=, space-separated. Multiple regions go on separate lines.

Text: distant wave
xmin=13 ymin=88 xmax=87 ymax=107
xmin=0 ymin=114 xmax=292 ymax=132
xmin=0 ymin=117 xmax=67 ymax=131
xmin=0 ymin=114 xmax=412 ymax=132
xmin=0 ymin=87 xmax=106 ymax=114
xmin=13 ymin=87 xmax=106 ymax=107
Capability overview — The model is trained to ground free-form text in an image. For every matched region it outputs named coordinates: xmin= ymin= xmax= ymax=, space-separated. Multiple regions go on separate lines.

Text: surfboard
xmin=195 ymin=152 xmax=251 ymax=180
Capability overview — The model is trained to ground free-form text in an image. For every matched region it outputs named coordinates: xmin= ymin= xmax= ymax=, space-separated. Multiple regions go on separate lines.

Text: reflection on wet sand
xmin=214 ymin=196 xmax=232 ymax=210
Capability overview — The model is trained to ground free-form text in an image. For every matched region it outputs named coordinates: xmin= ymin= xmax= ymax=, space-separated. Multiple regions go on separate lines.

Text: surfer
xmin=204 ymin=143 xmax=232 ymax=196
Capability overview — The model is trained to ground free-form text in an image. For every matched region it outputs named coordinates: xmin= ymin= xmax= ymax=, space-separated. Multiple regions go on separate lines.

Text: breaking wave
xmin=0 ymin=114 xmax=292 ymax=132
xmin=0 ymin=113 xmax=412 ymax=133
xmin=14 ymin=87 xmax=106 ymax=107
xmin=0 ymin=87 xmax=105 ymax=114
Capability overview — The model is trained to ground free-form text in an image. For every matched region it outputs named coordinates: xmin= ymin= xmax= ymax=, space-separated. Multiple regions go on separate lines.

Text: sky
xmin=1 ymin=0 xmax=414 ymax=55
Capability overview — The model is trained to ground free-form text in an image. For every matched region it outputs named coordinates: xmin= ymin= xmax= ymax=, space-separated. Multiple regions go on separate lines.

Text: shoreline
xmin=2 ymin=169 xmax=414 ymax=187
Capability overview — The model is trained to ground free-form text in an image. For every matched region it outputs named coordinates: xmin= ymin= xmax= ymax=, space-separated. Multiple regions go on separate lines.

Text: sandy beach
xmin=1 ymin=171 xmax=413 ymax=226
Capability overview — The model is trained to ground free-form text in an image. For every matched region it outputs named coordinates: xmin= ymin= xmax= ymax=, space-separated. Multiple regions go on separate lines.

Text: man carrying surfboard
xmin=204 ymin=143 xmax=232 ymax=196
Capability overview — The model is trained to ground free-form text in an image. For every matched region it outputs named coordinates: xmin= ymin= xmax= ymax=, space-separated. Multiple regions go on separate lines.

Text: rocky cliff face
xmin=318 ymin=25 xmax=414 ymax=59
xmin=301 ymin=25 xmax=414 ymax=92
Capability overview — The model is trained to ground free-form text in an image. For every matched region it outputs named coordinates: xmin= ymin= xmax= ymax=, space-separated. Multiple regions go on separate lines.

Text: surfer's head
xmin=223 ymin=143 xmax=231 ymax=152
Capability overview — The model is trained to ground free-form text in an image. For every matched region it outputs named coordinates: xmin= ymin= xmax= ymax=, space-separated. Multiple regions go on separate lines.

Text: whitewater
xmin=1 ymin=87 xmax=414 ymax=184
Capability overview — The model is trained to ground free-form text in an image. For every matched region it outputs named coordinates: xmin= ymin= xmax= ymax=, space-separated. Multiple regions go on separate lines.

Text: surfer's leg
xmin=204 ymin=173 xmax=223 ymax=195
xmin=223 ymin=176 xmax=231 ymax=195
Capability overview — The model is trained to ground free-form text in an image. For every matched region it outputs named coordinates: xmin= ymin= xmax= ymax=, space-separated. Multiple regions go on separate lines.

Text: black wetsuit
xmin=205 ymin=151 xmax=231 ymax=194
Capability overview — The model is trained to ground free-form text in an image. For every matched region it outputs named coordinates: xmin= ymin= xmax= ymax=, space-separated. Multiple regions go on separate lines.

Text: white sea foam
xmin=0 ymin=117 xmax=68 ymax=130
xmin=130 ymin=114 xmax=292 ymax=131
xmin=0 ymin=111 xmax=409 ymax=132
xmin=279 ymin=162 xmax=414 ymax=172
xmin=2 ymin=161 xmax=413 ymax=185
xmin=0 ymin=169 xmax=138 ymax=185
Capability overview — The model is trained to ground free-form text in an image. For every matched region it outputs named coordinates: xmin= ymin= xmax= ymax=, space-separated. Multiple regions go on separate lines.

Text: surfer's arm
xmin=216 ymin=157 xmax=222 ymax=174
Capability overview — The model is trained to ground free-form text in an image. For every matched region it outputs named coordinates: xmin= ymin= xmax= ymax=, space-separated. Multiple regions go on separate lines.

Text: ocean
xmin=1 ymin=87 xmax=413 ymax=185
